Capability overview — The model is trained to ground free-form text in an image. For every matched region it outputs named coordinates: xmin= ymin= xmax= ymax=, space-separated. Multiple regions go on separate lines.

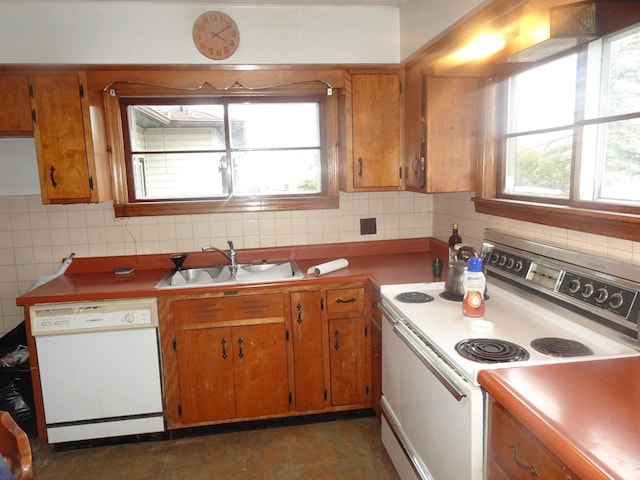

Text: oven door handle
xmin=378 ymin=302 xmax=468 ymax=402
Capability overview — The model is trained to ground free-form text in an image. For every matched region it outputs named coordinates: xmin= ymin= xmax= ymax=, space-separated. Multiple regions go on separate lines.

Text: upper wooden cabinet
xmin=0 ymin=75 xmax=33 ymax=136
xmin=339 ymin=72 xmax=403 ymax=191
xmin=404 ymin=66 xmax=481 ymax=193
xmin=29 ymin=72 xmax=111 ymax=204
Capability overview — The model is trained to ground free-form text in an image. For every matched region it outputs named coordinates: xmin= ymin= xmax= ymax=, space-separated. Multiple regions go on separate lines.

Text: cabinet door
xmin=29 ymin=73 xmax=92 ymax=203
xmin=0 ymin=75 xmax=33 ymax=135
xmin=175 ymin=327 xmax=235 ymax=424
xmin=290 ymin=290 xmax=326 ymax=412
xmin=234 ymin=322 xmax=290 ymax=418
xmin=348 ymin=73 xmax=402 ymax=191
xmin=424 ymin=76 xmax=480 ymax=193
xmin=404 ymin=74 xmax=481 ymax=193
xmin=329 ymin=317 xmax=369 ymax=406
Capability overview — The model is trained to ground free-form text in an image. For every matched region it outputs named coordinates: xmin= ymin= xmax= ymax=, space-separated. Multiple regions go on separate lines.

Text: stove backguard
xmin=482 ymin=229 xmax=640 ymax=344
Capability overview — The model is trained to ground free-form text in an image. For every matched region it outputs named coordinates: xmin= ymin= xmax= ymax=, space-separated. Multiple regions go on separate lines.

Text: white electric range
xmin=379 ymin=229 xmax=640 ymax=480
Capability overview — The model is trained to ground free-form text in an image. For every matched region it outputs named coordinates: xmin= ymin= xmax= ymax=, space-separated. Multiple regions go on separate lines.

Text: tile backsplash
xmin=0 ymin=191 xmax=433 ymax=334
xmin=2 ymin=189 xmax=638 ymax=337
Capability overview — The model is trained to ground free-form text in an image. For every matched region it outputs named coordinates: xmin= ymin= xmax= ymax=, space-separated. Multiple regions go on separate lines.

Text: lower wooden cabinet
xmin=290 ymin=290 xmax=327 ymax=412
xmin=328 ymin=316 xmax=369 ymax=406
xmin=175 ymin=322 xmax=289 ymax=424
xmin=487 ymin=399 xmax=580 ymax=480
xmin=326 ymin=287 xmax=370 ymax=407
xmin=160 ymin=283 xmax=372 ymax=430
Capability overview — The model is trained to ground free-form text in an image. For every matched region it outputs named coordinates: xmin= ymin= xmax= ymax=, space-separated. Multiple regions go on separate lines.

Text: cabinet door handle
xmin=358 ymin=157 xmax=363 ymax=177
xmin=336 ymin=298 xmax=356 ymax=304
xmin=296 ymin=303 xmax=303 ymax=324
xmin=238 ymin=337 xmax=244 ymax=358
xmin=49 ymin=166 xmax=58 ymax=188
xmin=510 ymin=445 xmax=540 ymax=477
xmin=334 ymin=330 xmax=340 ymax=350
xmin=221 ymin=338 xmax=228 ymax=359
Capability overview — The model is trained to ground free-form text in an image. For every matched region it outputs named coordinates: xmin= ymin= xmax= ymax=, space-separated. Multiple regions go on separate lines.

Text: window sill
xmin=473 ymin=197 xmax=640 ymax=242
xmin=114 ymin=195 xmax=339 ymax=217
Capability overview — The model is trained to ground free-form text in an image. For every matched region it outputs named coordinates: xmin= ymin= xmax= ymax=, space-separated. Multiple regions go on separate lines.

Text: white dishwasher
xmin=30 ymin=298 xmax=165 ymax=444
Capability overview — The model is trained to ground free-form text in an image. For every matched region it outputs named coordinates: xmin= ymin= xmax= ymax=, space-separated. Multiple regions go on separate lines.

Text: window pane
xmin=586 ymin=25 xmax=640 ymax=119
xmin=232 ymin=150 xmax=321 ymax=195
xmin=228 ymin=103 xmax=320 ymax=149
xmin=128 ymin=105 xmax=225 ymax=152
xmin=133 ymin=153 xmax=227 ymax=200
xmin=504 ymin=130 xmax=573 ymax=197
xmin=507 ymin=54 xmax=576 ymax=133
xmin=581 ymin=118 xmax=640 ymax=202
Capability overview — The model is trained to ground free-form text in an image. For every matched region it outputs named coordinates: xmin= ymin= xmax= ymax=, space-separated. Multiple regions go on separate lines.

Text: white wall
xmin=0 ymin=2 xmax=399 ymax=64
xmin=399 ymin=0 xmax=487 ymax=60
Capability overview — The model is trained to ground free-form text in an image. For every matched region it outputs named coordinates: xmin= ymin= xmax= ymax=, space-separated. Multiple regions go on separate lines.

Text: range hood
xmin=508 ymin=0 xmax=598 ymax=63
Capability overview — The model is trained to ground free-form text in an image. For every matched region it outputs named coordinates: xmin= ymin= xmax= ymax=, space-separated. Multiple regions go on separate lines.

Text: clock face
xmin=192 ymin=11 xmax=240 ymax=60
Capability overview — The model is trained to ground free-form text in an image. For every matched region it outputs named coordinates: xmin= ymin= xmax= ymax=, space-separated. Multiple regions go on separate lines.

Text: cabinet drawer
xmin=326 ymin=288 xmax=365 ymax=317
xmin=173 ymin=294 xmax=284 ymax=326
xmin=490 ymin=403 xmax=579 ymax=480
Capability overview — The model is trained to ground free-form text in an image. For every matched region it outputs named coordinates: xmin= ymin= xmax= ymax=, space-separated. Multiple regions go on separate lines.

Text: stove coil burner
xmin=531 ymin=337 xmax=594 ymax=358
xmin=455 ymin=338 xmax=530 ymax=363
xmin=395 ymin=292 xmax=435 ymax=303
xmin=439 ymin=291 xmax=463 ymax=302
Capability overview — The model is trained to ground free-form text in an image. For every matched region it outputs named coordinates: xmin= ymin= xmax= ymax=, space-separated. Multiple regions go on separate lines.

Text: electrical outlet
xmin=360 ymin=217 xmax=377 ymax=235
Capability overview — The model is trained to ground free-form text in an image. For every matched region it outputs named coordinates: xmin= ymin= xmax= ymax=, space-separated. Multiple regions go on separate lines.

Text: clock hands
xmin=211 ymin=25 xmax=231 ymax=42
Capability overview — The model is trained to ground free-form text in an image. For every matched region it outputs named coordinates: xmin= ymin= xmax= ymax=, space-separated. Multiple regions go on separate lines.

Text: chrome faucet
xmin=202 ymin=241 xmax=237 ymax=268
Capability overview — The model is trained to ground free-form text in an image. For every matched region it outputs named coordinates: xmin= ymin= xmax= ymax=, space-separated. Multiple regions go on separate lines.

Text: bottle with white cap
xmin=462 ymin=257 xmax=485 ymax=319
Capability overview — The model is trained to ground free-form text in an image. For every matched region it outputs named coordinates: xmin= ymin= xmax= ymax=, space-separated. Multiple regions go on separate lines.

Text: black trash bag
xmin=0 ymin=322 xmax=36 ymax=436
xmin=0 ymin=377 xmax=34 ymax=430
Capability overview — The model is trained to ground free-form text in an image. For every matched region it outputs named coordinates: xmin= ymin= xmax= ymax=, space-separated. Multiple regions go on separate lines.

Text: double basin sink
xmin=155 ymin=261 xmax=305 ymax=289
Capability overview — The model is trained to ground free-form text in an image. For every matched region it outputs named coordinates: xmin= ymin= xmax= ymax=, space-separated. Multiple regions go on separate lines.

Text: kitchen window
xmin=476 ymin=23 xmax=640 ymax=241
xmin=110 ymin=86 xmax=339 ymax=216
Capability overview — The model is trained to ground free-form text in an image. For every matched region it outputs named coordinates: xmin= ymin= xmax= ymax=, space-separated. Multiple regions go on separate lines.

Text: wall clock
xmin=192 ymin=11 xmax=240 ymax=60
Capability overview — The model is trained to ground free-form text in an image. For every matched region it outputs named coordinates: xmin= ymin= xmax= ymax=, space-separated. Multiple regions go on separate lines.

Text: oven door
xmin=380 ymin=303 xmax=484 ymax=480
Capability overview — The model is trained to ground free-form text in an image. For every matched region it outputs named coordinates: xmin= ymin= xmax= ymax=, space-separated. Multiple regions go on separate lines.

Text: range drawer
xmin=326 ymin=287 xmax=365 ymax=318
xmin=172 ymin=294 xmax=285 ymax=326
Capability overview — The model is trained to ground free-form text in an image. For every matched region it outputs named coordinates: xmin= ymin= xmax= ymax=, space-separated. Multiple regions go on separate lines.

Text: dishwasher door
xmin=31 ymin=299 xmax=164 ymax=443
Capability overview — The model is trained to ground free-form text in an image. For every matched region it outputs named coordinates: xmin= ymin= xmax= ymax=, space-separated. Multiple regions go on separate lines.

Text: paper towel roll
xmin=307 ymin=258 xmax=349 ymax=276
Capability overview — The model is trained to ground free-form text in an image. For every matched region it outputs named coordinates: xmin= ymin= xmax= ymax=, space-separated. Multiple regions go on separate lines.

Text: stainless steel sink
xmin=155 ymin=261 xmax=304 ymax=289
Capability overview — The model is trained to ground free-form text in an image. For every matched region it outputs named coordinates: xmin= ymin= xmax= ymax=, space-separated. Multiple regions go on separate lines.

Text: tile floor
xmin=29 ymin=414 xmax=400 ymax=479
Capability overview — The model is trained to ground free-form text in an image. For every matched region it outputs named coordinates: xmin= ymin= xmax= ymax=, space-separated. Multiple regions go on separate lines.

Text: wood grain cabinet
xmin=0 ymin=75 xmax=33 ymax=135
xmin=487 ymin=399 xmax=580 ymax=480
xmin=28 ymin=72 xmax=111 ymax=204
xmin=339 ymin=72 xmax=403 ymax=191
xmin=290 ymin=290 xmax=327 ymax=412
xmin=168 ymin=294 xmax=290 ymax=426
xmin=404 ymin=66 xmax=481 ymax=193
xmin=326 ymin=287 xmax=371 ymax=406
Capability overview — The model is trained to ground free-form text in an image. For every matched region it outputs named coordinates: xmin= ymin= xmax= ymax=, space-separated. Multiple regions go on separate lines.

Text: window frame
xmin=475 ymin=27 xmax=640 ymax=242
xmin=105 ymin=83 xmax=339 ymax=217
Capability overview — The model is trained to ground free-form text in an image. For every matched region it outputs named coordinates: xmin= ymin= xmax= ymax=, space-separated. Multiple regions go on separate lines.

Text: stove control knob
xmin=498 ymin=255 xmax=507 ymax=267
xmin=514 ymin=260 xmax=524 ymax=272
xmin=581 ymin=283 xmax=595 ymax=298
xmin=506 ymin=258 xmax=515 ymax=269
xmin=490 ymin=252 xmax=499 ymax=264
xmin=594 ymin=288 xmax=609 ymax=304
xmin=609 ymin=292 xmax=625 ymax=310
xmin=568 ymin=279 xmax=581 ymax=294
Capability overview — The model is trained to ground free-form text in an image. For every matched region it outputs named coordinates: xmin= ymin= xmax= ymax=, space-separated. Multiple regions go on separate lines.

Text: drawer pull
xmin=510 ymin=445 xmax=540 ymax=477
xmin=296 ymin=303 xmax=303 ymax=324
xmin=221 ymin=338 xmax=228 ymax=359
xmin=334 ymin=329 xmax=340 ymax=350
xmin=238 ymin=337 xmax=244 ymax=358
xmin=336 ymin=298 xmax=356 ymax=304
